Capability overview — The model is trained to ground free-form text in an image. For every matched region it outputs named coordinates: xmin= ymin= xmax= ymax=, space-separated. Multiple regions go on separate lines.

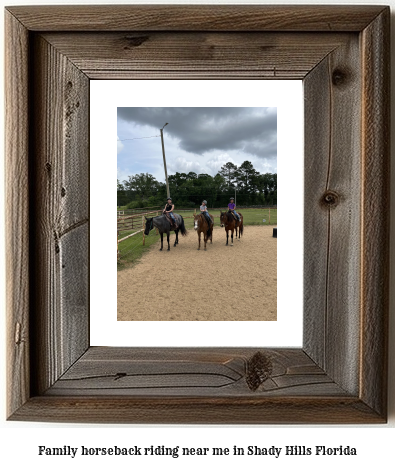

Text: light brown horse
xmin=193 ymin=213 xmax=214 ymax=250
xmin=219 ymin=210 xmax=243 ymax=245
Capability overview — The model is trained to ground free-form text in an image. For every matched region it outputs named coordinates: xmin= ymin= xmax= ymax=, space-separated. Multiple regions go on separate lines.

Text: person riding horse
xmin=200 ymin=200 xmax=213 ymax=233
xmin=228 ymin=197 xmax=241 ymax=223
xmin=163 ymin=197 xmax=177 ymax=228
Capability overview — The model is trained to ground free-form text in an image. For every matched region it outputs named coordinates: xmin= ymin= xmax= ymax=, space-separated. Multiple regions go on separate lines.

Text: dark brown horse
xmin=193 ymin=213 xmax=214 ymax=250
xmin=219 ymin=211 xmax=243 ymax=245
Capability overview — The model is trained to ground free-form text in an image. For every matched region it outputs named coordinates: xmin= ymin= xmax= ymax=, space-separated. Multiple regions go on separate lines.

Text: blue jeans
xmin=201 ymin=212 xmax=211 ymax=224
xmin=231 ymin=210 xmax=240 ymax=221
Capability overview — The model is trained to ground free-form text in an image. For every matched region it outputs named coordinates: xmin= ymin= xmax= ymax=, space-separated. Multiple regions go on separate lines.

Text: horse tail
xmin=206 ymin=214 xmax=211 ymax=237
xmin=180 ymin=216 xmax=188 ymax=236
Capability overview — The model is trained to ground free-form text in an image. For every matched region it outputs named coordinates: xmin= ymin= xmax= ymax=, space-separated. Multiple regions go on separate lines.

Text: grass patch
xmin=237 ymin=208 xmax=277 ymax=226
xmin=117 ymin=230 xmax=160 ymax=270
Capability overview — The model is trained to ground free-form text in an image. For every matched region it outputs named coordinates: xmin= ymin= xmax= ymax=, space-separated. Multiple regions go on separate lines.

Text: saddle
xmin=202 ymin=213 xmax=212 ymax=235
xmin=165 ymin=212 xmax=178 ymax=229
xmin=228 ymin=210 xmax=238 ymax=222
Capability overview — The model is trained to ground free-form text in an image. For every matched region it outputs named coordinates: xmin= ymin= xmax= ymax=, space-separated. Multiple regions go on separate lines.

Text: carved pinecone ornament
xmin=246 ymin=351 xmax=273 ymax=391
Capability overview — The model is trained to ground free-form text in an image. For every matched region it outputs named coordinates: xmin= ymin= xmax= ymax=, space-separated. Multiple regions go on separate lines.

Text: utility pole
xmin=160 ymin=123 xmax=170 ymax=199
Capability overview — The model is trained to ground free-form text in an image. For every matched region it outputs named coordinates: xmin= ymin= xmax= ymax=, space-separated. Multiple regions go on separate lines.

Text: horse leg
xmin=174 ymin=229 xmax=178 ymax=247
xmin=204 ymin=233 xmax=207 ymax=251
xmin=167 ymin=232 xmax=170 ymax=251
xmin=198 ymin=232 xmax=201 ymax=250
xmin=231 ymin=229 xmax=234 ymax=245
xmin=160 ymin=232 xmax=163 ymax=250
xmin=226 ymin=229 xmax=229 ymax=245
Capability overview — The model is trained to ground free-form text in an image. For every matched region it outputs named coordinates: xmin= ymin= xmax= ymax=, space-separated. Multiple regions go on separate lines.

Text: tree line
xmin=117 ymin=161 xmax=277 ymax=209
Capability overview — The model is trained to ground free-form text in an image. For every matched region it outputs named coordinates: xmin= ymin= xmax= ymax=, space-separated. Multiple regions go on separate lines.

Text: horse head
xmin=193 ymin=213 xmax=201 ymax=231
xmin=144 ymin=217 xmax=153 ymax=235
xmin=219 ymin=211 xmax=226 ymax=227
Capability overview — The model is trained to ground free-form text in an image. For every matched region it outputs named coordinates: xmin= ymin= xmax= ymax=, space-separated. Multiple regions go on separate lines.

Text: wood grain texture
xmin=30 ymin=35 xmax=90 ymax=395
xmin=42 ymin=32 xmax=350 ymax=80
xmin=46 ymin=347 xmax=345 ymax=397
xmin=5 ymin=10 xmax=30 ymax=418
xmin=9 ymin=396 xmax=383 ymax=425
xmin=303 ymin=56 xmax=332 ymax=370
xmin=304 ymin=36 xmax=362 ymax=395
xmin=5 ymin=5 xmax=390 ymax=424
xmin=5 ymin=5 xmax=386 ymax=32
xmin=360 ymin=8 xmax=390 ymax=417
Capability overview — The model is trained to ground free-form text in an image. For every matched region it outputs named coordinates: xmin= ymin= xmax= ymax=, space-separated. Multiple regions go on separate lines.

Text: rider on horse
xmin=200 ymin=200 xmax=213 ymax=229
xmin=163 ymin=197 xmax=177 ymax=228
xmin=228 ymin=197 xmax=241 ymax=223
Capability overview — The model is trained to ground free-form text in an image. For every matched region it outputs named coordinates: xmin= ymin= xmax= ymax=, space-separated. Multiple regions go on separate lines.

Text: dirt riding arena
xmin=118 ymin=225 xmax=276 ymax=321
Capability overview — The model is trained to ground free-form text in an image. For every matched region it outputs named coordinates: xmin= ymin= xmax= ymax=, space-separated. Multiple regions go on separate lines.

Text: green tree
xmin=117 ymin=179 xmax=124 ymax=191
xmin=218 ymin=162 xmax=238 ymax=187
xmin=187 ymin=171 xmax=198 ymax=180
xmin=237 ymin=161 xmax=260 ymax=193
xmin=256 ymin=173 xmax=277 ymax=204
xmin=123 ymin=173 xmax=160 ymax=200
xmin=117 ymin=179 xmax=130 ymax=206
xmin=119 ymin=164 xmax=277 ymax=209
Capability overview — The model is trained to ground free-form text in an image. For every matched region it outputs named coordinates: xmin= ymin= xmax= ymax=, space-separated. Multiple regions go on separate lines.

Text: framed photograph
xmin=92 ymin=81 xmax=302 ymax=335
xmin=5 ymin=5 xmax=389 ymax=423
xmin=114 ymin=101 xmax=281 ymax=323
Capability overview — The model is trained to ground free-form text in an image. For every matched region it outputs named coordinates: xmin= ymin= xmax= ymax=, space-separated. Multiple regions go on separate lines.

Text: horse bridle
xmin=220 ymin=211 xmax=231 ymax=224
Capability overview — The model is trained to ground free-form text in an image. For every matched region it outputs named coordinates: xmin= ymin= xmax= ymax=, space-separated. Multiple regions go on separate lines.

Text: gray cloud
xmin=117 ymin=107 xmax=276 ymax=160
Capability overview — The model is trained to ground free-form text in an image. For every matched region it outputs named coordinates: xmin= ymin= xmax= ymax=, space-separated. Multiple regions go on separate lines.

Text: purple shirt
xmin=228 ymin=203 xmax=236 ymax=210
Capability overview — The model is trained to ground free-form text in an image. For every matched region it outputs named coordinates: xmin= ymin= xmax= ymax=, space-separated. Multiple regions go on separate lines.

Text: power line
xmin=117 ymin=135 xmax=160 ymax=141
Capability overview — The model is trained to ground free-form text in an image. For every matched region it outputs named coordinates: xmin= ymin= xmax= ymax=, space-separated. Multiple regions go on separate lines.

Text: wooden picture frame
xmin=5 ymin=5 xmax=389 ymax=424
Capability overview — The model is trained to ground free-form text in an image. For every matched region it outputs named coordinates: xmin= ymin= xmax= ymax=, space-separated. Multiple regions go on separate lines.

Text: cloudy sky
xmin=117 ymin=107 xmax=277 ymax=183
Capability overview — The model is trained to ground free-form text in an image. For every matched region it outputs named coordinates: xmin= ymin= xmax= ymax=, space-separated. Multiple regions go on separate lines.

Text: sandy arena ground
xmin=118 ymin=225 xmax=277 ymax=321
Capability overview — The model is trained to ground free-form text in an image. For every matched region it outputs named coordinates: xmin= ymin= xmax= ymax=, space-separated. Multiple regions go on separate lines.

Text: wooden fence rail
xmin=117 ymin=210 xmax=160 ymax=231
xmin=117 ymin=210 xmax=161 ymax=259
xmin=117 ymin=206 xmax=161 ymax=216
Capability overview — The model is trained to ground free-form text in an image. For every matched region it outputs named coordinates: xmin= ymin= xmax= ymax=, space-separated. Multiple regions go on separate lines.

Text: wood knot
xmin=61 ymin=187 xmax=66 ymax=197
xmin=114 ymin=372 xmax=127 ymax=381
xmin=45 ymin=162 xmax=52 ymax=172
xmin=123 ymin=35 xmax=149 ymax=48
xmin=320 ymin=190 xmax=340 ymax=208
xmin=246 ymin=351 xmax=273 ymax=391
xmin=332 ymin=68 xmax=349 ymax=87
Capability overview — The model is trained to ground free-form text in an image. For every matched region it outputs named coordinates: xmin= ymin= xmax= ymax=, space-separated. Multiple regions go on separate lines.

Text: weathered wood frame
xmin=5 ymin=5 xmax=389 ymax=423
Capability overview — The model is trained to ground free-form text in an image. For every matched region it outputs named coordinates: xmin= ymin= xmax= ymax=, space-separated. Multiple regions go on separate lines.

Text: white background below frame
xmin=90 ymin=80 xmax=303 ymax=347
